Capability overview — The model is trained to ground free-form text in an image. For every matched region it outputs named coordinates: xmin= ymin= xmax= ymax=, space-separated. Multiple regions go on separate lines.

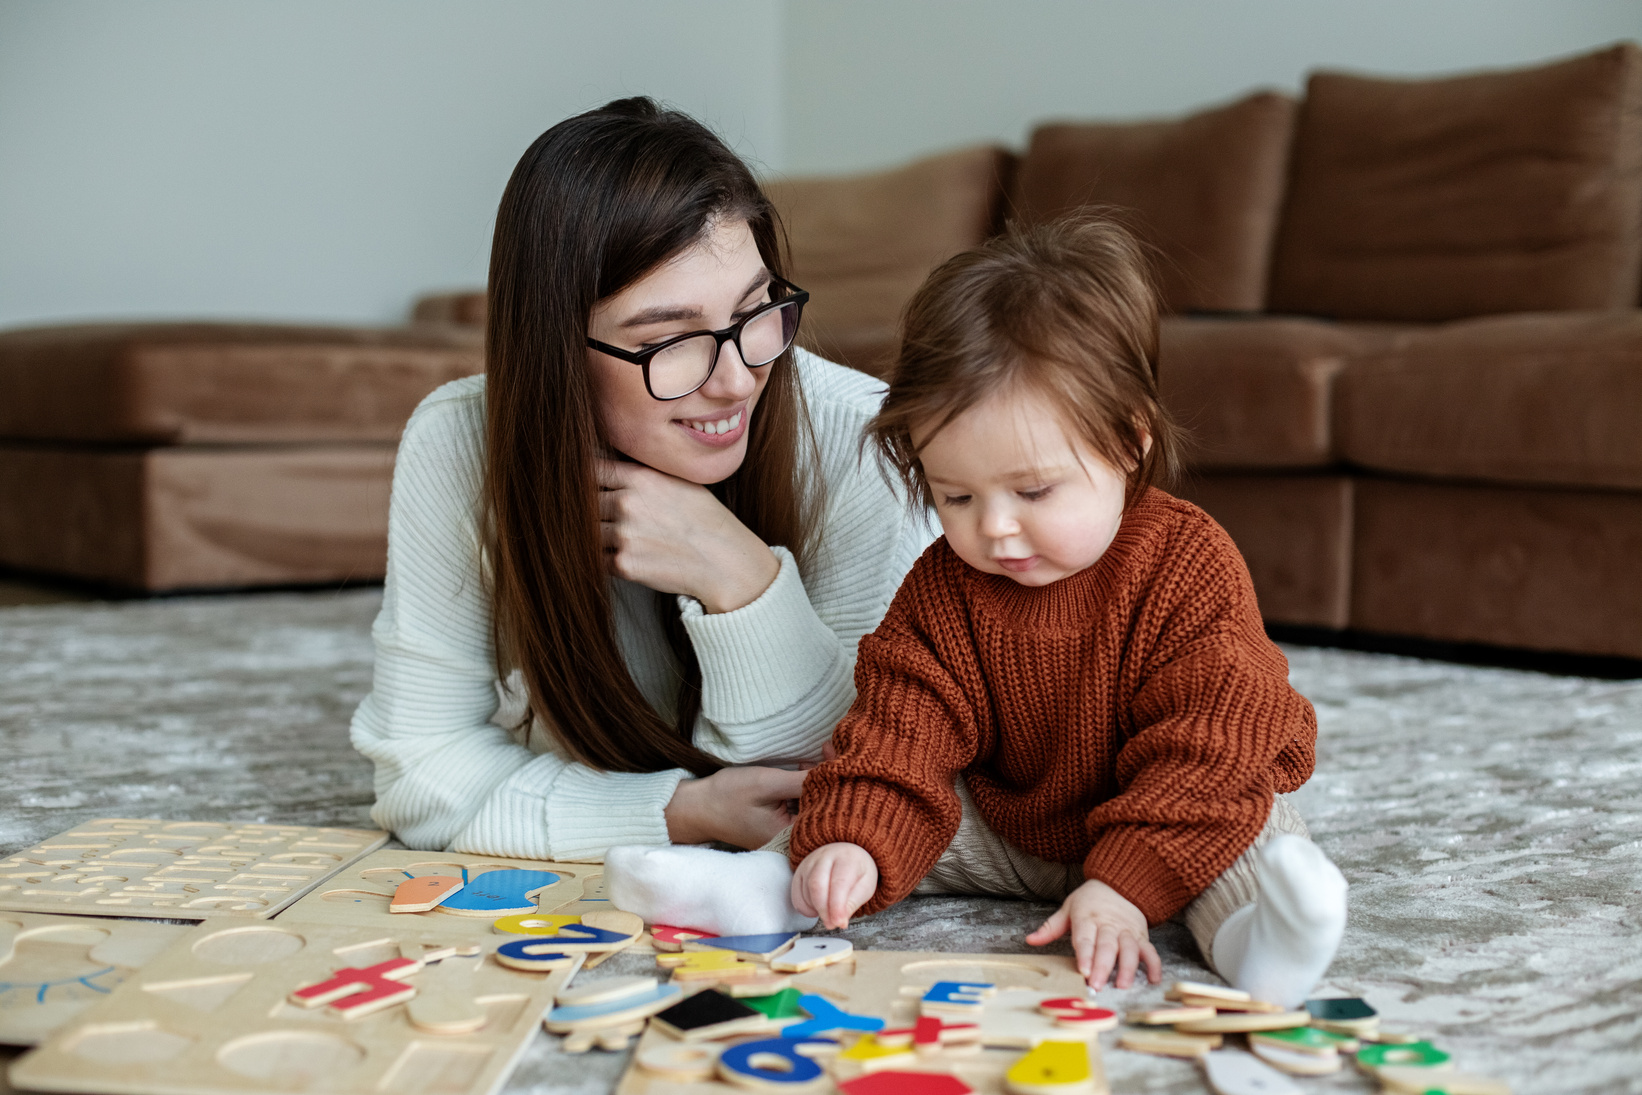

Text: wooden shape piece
xmin=833 ymin=1032 xmax=917 ymax=1075
xmin=1175 ymin=994 xmax=1287 ymax=1013
xmin=544 ymin=982 xmax=684 ymax=1033
xmin=658 ymin=949 xmax=769 ymax=983
xmin=918 ymin=980 xmax=996 ymax=1016
xmin=1249 ymin=1026 xmax=1355 ymax=1056
xmin=493 ymin=913 xmax=581 ymax=936
xmin=1036 ymin=998 xmax=1118 ymax=1032
xmin=649 ymin=924 xmax=717 ymax=952
xmin=1201 ymin=1049 xmax=1303 ymax=1095
xmin=1167 ymin=981 xmax=1250 ymax=1003
xmin=1174 ymin=1010 xmax=1311 ymax=1034
xmin=781 ymin=992 xmax=885 ymax=1038
xmin=650 ymin=989 xmax=770 ymax=1042
xmin=740 ymin=986 xmax=808 ymax=1021
xmin=636 ymin=1036 xmax=724 ymax=1080
xmin=492 ymin=914 xmax=636 ymax=952
xmin=1377 ymin=1066 xmax=1511 ymax=1094
xmin=1118 ymin=1029 xmax=1221 ymax=1058
xmin=1249 ymin=1041 xmax=1343 ymax=1076
xmin=388 ymin=875 xmax=463 ymax=914
xmin=684 ymin=932 xmax=799 ymax=960
xmin=1355 ymin=1040 xmax=1452 ymax=1074
xmin=556 ymin=974 xmax=658 ymax=1008
xmin=1304 ymin=996 xmax=1376 ymax=1022
xmin=716 ymin=1035 xmax=836 ymax=1092
xmin=979 ymin=990 xmax=1097 ymax=1048
xmin=406 ymin=955 xmax=485 ymax=1034
xmin=583 ymin=909 xmax=645 ymax=937
xmin=770 ymin=936 xmax=853 ymax=973
xmin=723 ymin=973 xmax=796 ymax=997
xmin=436 ymin=869 xmax=561 ymax=917
xmin=877 ymin=1014 xmax=982 ymax=1054
xmin=493 ymin=939 xmax=580 ymax=972
xmin=1005 ymin=1039 xmax=1099 ymax=1095
xmin=840 ymin=1073 xmax=974 ymax=1095
xmin=595 ymin=1020 xmax=646 ymax=1052
xmin=1126 ymin=1006 xmax=1216 ymax=1025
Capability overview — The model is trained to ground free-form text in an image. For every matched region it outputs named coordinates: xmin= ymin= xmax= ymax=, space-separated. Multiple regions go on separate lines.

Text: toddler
xmin=610 ymin=215 xmax=1347 ymax=1005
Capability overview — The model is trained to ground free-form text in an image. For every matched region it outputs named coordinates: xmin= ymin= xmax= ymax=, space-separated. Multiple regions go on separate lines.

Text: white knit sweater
xmin=350 ymin=351 xmax=934 ymax=860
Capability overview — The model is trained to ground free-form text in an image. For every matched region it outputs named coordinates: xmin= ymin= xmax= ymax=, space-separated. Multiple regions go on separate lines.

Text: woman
xmin=350 ymin=97 xmax=932 ymax=860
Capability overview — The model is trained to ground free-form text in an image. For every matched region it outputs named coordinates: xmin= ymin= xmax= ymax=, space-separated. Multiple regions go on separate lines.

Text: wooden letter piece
xmin=684 ymin=932 xmax=799 ymax=961
xmin=1127 ymin=1006 xmax=1217 ymax=1025
xmin=1174 ymin=1010 xmax=1311 ymax=1034
xmin=1248 ymin=1026 xmax=1356 ymax=1056
xmin=288 ymin=956 xmax=420 ymax=1019
xmin=717 ymin=1036 xmax=836 ymax=1092
xmin=544 ymin=982 xmax=684 ymax=1034
xmin=1167 ymin=981 xmax=1251 ymax=1003
xmin=406 ymin=955 xmax=486 ymax=1035
xmin=839 ymin=1074 xmax=974 ymax=1095
xmin=1201 ymin=1049 xmax=1303 ymax=1095
xmin=770 ymin=937 xmax=853 ymax=973
xmin=389 ymin=874 xmax=464 ymax=913
xmin=1249 ymin=1042 xmax=1343 ymax=1076
xmin=1118 ymin=1029 xmax=1222 ymax=1059
xmin=877 ymin=1014 xmax=982 ymax=1055
xmin=555 ymin=974 xmax=657 ymax=1009
xmin=1355 ymin=1041 xmax=1452 ymax=1075
xmin=492 ymin=913 xmax=637 ymax=952
xmin=1039 ymin=998 xmax=1119 ymax=1031
xmin=781 ymin=993 xmax=885 ymax=1039
xmin=918 ymin=980 xmax=996 ymax=1016
xmin=494 ymin=940 xmax=580 ymax=972
xmin=650 ymin=924 xmax=717 ymax=952
xmin=657 ymin=949 xmax=769 ymax=983
xmin=1005 ymin=1039 xmax=1099 ymax=1095
xmin=833 ymin=1033 xmax=917 ymax=1076
xmin=649 ymin=989 xmax=771 ymax=1042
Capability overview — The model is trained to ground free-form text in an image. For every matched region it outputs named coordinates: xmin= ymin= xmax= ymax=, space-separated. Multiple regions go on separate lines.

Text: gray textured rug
xmin=2 ymin=591 xmax=1639 ymax=1094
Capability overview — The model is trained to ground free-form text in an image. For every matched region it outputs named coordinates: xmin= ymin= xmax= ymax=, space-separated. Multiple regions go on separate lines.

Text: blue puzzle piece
xmin=546 ymin=982 xmax=682 ymax=1026
xmin=718 ymin=1037 xmax=837 ymax=1086
xmin=438 ymin=869 xmax=560 ymax=914
xmin=533 ymin=923 xmax=633 ymax=945
xmin=922 ymin=981 xmax=993 ymax=1007
xmin=696 ymin=932 xmax=799 ymax=957
xmin=782 ymin=993 xmax=885 ymax=1038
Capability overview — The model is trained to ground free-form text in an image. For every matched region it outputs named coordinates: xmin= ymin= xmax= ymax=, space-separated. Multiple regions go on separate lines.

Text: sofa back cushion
xmin=765 ymin=146 xmax=1014 ymax=377
xmin=1013 ymin=91 xmax=1297 ymax=314
xmin=1269 ymin=44 xmax=1642 ymax=321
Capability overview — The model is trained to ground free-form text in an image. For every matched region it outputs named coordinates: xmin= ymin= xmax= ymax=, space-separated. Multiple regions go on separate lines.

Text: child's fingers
xmin=1086 ymin=928 xmax=1121 ymax=990
xmin=825 ymin=859 xmax=861 ymax=929
xmin=796 ymin=860 xmax=827 ymax=921
xmin=1025 ymin=906 xmax=1069 ymax=947
xmin=1072 ymin=917 xmax=1101 ymax=982
xmin=1140 ymin=939 xmax=1163 ymax=984
xmin=1113 ymin=932 xmax=1140 ymax=989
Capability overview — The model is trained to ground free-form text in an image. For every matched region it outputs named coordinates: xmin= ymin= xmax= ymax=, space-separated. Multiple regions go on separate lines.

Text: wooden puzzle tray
xmin=0 ymin=912 xmax=191 ymax=1046
xmin=275 ymin=850 xmax=654 ymax=952
xmin=615 ymin=950 xmax=1106 ymax=1094
xmin=9 ymin=917 xmax=582 ymax=1095
xmin=0 ymin=820 xmax=387 ymax=919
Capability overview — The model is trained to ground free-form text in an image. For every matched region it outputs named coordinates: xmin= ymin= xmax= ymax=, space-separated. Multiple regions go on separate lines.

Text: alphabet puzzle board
xmin=0 ymin=820 xmax=387 ymax=919
xmin=0 ymin=912 xmax=191 ymax=1046
xmin=277 ymin=850 xmax=653 ymax=952
xmin=616 ymin=950 xmax=1108 ymax=1095
xmin=10 ymin=917 xmax=582 ymax=1095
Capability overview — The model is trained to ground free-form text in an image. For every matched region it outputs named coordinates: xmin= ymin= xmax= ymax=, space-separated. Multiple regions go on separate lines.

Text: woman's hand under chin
xmin=665 ymin=765 xmax=808 ymax=848
xmin=597 ymin=458 xmax=780 ymax=614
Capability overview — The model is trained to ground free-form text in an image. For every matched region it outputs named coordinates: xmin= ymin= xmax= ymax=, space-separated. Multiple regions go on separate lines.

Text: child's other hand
xmin=1025 ymin=878 xmax=1163 ymax=991
xmin=791 ymin=842 xmax=877 ymax=929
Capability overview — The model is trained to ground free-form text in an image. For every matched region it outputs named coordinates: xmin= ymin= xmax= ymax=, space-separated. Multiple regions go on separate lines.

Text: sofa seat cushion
xmin=0 ymin=323 xmax=483 ymax=444
xmin=1015 ymin=91 xmax=1297 ymax=314
xmin=766 ymin=146 xmax=1014 ymax=378
xmin=1159 ymin=316 xmax=1412 ymax=470
xmin=0 ymin=442 xmax=394 ymax=591
xmin=1337 ymin=311 xmax=1642 ymax=490
xmin=1269 ymin=43 xmax=1642 ymax=321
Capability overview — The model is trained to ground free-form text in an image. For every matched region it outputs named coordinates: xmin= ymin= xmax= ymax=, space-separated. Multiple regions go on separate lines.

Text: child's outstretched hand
xmin=1026 ymin=878 xmax=1163 ymax=990
xmin=791 ymin=842 xmax=877 ymax=929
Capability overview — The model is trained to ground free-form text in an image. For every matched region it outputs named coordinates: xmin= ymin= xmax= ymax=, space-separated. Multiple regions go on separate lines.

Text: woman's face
xmin=587 ymin=217 xmax=774 ymax=485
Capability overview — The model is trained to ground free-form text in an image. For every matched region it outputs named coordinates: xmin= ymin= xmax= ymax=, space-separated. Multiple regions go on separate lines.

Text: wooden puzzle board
xmin=616 ymin=950 xmax=1105 ymax=1095
xmin=276 ymin=850 xmax=654 ymax=952
xmin=0 ymin=913 xmax=191 ymax=1046
xmin=10 ymin=917 xmax=583 ymax=1095
xmin=0 ymin=820 xmax=387 ymax=919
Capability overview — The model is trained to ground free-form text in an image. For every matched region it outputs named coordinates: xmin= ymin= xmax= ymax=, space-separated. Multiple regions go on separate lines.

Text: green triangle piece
xmin=741 ymin=986 xmax=805 ymax=1020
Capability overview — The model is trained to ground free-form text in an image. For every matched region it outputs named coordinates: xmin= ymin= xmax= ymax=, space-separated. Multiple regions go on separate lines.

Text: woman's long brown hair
xmin=484 ymin=98 xmax=820 ymax=777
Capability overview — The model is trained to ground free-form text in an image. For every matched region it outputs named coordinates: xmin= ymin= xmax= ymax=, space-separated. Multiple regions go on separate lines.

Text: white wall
xmin=783 ymin=0 xmax=1642 ymax=175
xmin=0 ymin=1 xmax=783 ymax=329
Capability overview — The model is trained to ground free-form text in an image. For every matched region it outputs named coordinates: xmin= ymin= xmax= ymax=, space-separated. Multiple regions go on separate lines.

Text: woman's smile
xmin=676 ymin=403 xmax=747 ymax=445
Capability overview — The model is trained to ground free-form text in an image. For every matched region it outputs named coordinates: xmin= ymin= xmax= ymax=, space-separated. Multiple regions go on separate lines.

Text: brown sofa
xmin=416 ymin=43 xmax=1642 ymax=661
xmin=0 ymin=324 xmax=481 ymax=590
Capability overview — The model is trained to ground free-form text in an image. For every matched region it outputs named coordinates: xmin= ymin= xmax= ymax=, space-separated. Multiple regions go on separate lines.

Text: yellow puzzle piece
xmin=1006 ymin=1039 xmax=1098 ymax=1095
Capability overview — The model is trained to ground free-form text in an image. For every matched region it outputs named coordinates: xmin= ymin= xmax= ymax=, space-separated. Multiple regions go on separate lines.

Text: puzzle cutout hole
xmin=67 ymin=1022 xmax=195 ymax=1065
xmin=143 ymin=974 xmax=254 ymax=1012
xmin=191 ymin=926 xmax=305 ymax=965
xmin=217 ymin=1030 xmax=367 ymax=1084
xmin=380 ymin=1042 xmax=492 ymax=1095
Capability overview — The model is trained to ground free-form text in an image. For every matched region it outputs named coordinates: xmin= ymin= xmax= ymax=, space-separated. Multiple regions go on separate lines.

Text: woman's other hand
xmin=597 ymin=458 xmax=780 ymax=613
xmin=665 ymin=765 xmax=806 ymax=848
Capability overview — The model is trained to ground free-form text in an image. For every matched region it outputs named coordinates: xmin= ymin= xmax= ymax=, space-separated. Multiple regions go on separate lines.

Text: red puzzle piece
xmin=840 ymin=1072 xmax=972 ymax=1095
xmin=876 ymin=1014 xmax=980 ymax=1050
xmin=288 ymin=957 xmax=420 ymax=1018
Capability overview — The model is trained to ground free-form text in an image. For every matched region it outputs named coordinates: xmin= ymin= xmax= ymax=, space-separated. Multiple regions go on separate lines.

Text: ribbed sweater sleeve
xmin=350 ymin=353 xmax=933 ymax=860
xmin=790 ymin=554 xmax=978 ymax=911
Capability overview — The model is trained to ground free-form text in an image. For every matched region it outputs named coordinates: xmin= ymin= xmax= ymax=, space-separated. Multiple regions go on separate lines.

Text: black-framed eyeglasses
xmin=586 ymin=276 xmax=809 ymax=401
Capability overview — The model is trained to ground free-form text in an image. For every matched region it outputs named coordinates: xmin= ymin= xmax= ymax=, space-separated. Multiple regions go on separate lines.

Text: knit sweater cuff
xmin=679 ymin=546 xmax=844 ymax=727
xmin=1083 ymin=828 xmax=1198 ymax=925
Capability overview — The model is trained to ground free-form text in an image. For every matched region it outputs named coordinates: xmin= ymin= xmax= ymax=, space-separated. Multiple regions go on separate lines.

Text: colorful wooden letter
xmin=1039 ymin=997 xmax=1119 ymax=1031
xmin=685 ymin=932 xmax=799 ymax=959
xmin=492 ymin=939 xmax=578 ymax=972
xmin=769 ymin=937 xmax=852 ymax=972
xmin=288 ymin=957 xmax=419 ymax=1018
xmin=436 ymin=869 xmax=560 ymax=916
xmin=717 ymin=1036 xmax=836 ymax=1089
xmin=1005 ymin=1040 xmax=1098 ymax=1094
xmin=921 ymin=981 xmax=996 ymax=1015
xmin=781 ymin=993 xmax=885 ymax=1038
xmin=839 ymin=1074 xmax=973 ymax=1095
xmin=656 ymin=949 xmax=768 ymax=982
xmin=649 ymin=924 xmax=717 ymax=952
xmin=877 ymin=1015 xmax=982 ymax=1053
xmin=388 ymin=874 xmax=464 ymax=913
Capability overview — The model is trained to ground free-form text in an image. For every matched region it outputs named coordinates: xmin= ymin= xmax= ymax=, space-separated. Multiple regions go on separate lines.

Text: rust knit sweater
xmin=789 ymin=489 xmax=1316 ymax=924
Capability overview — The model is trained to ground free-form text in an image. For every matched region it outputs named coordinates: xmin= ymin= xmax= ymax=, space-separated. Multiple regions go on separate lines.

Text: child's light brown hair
xmin=867 ymin=212 xmax=1182 ymax=508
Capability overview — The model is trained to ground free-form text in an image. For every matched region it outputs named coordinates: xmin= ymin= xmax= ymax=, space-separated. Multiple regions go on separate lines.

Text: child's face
xmin=916 ymin=385 xmax=1129 ymax=588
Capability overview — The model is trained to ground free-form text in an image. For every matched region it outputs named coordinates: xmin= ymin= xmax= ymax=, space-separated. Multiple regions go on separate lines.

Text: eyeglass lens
xmin=646 ymin=299 xmax=802 ymax=399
